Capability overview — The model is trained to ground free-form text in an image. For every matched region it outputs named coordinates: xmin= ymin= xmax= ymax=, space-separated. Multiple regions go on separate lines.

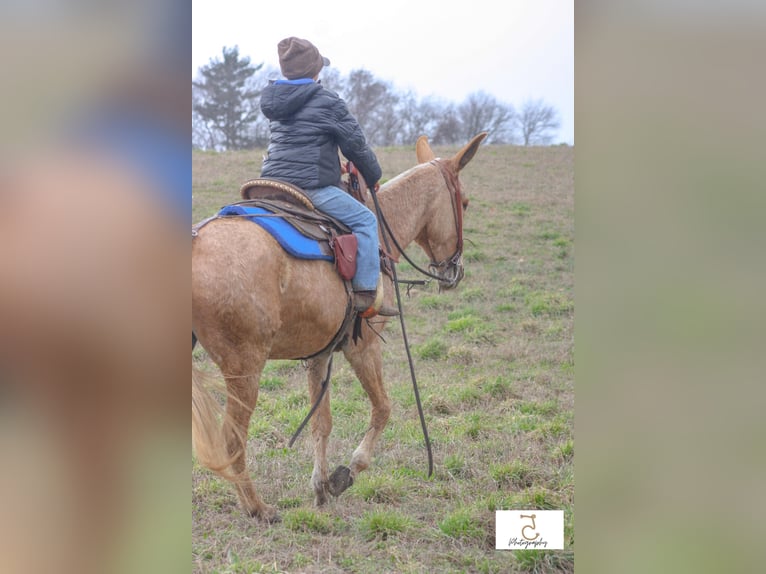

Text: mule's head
xmin=414 ymin=132 xmax=487 ymax=290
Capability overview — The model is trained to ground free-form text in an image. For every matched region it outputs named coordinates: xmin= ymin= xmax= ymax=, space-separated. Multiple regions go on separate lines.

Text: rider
xmin=259 ymin=36 xmax=398 ymax=317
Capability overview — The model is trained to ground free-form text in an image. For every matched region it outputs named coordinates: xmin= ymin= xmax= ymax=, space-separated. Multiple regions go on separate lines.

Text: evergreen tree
xmin=193 ymin=46 xmax=262 ymax=150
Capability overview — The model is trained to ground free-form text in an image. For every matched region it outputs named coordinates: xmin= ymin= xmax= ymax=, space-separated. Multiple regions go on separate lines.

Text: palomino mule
xmin=192 ymin=133 xmax=488 ymax=522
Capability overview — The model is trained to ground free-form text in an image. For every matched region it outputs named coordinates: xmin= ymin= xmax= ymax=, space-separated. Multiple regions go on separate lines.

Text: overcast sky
xmin=193 ymin=0 xmax=574 ymax=144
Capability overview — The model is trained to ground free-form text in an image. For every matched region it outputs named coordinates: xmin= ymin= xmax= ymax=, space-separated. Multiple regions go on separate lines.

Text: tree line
xmin=193 ymin=46 xmax=562 ymax=151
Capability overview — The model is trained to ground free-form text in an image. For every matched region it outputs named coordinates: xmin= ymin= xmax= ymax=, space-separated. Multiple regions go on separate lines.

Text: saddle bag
xmin=330 ymin=232 xmax=357 ymax=281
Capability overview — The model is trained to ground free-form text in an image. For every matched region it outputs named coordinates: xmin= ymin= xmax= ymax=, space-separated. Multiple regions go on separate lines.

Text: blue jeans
xmin=305 ymin=185 xmax=380 ymax=291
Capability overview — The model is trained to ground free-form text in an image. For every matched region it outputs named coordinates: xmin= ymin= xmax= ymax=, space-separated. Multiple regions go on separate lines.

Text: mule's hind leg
xmin=306 ymin=355 xmax=333 ymax=506
xmin=330 ymin=338 xmax=391 ymax=496
xmin=221 ymin=353 xmax=280 ymax=522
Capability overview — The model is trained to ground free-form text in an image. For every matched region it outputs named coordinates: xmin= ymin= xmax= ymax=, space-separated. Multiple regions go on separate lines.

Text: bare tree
xmin=317 ymin=67 xmax=345 ymax=95
xmin=457 ymin=91 xmax=516 ymax=144
xmin=515 ymin=99 xmax=560 ymax=146
xmin=396 ymin=94 xmax=444 ymax=146
xmin=340 ymin=69 xmax=401 ymax=146
xmin=432 ymin=104 xmax=462 ymax=145
xmin=193 ymin=46 xmax=262 ymax=150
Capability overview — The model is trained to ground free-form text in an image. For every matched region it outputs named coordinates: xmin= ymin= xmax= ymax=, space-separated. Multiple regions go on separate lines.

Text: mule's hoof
xmin=314 ymin=485 xmax=330 ymax=507
xmin=327 ymin=465 xmax=354 ymax=497
xmin=250 ymin=505 xmax=281 ymax=524
xmin=261 ymin=511 xmax=282 ymax=524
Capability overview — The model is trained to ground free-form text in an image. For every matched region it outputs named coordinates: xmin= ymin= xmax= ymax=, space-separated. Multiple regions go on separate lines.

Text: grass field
xmin=192 ymin=142 xmax=574 ymax=573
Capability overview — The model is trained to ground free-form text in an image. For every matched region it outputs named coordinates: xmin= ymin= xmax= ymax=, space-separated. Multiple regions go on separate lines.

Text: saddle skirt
xmin=217 ymin=203 xmax=335 ymax=261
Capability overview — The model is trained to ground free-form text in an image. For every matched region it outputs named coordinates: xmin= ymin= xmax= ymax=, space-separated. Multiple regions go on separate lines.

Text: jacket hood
xmin=260 ymin=81 xmax=323 ymax=121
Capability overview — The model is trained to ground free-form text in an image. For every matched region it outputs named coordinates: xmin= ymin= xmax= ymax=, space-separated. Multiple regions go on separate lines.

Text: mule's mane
xmin=379 ymin=162 xmax=426 ymax=188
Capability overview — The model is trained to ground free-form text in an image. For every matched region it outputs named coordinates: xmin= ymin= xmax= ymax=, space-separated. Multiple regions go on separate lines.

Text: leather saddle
xmin=239 ymin=179 xmax=351 ymax=245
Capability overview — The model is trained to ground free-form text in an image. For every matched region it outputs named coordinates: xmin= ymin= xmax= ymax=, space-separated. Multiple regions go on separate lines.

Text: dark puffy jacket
xmin=260 ymin=80 xmax=382 ymax=190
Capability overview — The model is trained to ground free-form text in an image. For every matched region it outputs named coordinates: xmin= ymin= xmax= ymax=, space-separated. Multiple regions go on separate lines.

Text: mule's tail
xmin=192 ymin=364 xmax=240 ymax=478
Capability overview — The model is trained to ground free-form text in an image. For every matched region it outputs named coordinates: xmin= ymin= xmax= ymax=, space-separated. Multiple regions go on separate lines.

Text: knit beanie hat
xmin=277 ymin=37 xmax=330 ymax=80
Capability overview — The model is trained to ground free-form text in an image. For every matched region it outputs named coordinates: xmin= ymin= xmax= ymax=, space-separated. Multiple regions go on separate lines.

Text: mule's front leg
xmin=307 ymin=356 xmax=333 ymax=506
xmin=330 ymin=339 xmax=391 ymax=496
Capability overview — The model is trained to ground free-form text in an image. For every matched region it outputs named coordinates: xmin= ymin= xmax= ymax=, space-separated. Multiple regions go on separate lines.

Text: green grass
xmin=443 ymin=453 xmax=467 ymax=477
xmin=358 ymin=509 xmax=413 ymax=540
xmin=415 ymin=336 xmax=448 ymax=360
xmin=282 ymin=508 xmax=334 ymax=534
xmin=418 ymin=294 xmax=446 ymax=309
xmin=526 ymin=291 xmax=574 ymax=316
xmin=514 ymin=549 xmax=575 ymax=573
xmin=193 ymin=144 xmax=573 ymax=573
xmin=511 ymin=202 xmax=532 ymax=216
xmin=446 ymin=314 xmax=482 ymax=333
xmin=490 ymin=460 xmax=538 ymax=489
xmin=552 ymin=438 xmax=575 ymax=462
xmin=438 ymin=507 xmax=484 ymax=541
xmin=258 ymin=376 xmax=284 ymax=391
xmin=353 ymin=473 xmax=408 ymax=504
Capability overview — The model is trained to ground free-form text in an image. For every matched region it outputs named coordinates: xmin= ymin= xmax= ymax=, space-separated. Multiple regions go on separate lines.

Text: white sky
xmin=193 ymin=0 xmax=574 ymax=144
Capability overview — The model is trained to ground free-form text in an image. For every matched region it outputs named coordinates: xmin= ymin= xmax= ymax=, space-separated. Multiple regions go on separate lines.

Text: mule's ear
xmin=416 ymin=135 xmax=436 ymax=163
xmin=454 ymin=132 xmax=488 ymax=172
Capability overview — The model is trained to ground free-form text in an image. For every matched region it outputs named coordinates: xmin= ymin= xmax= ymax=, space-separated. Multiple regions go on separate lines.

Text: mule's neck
xmin=372 ymin=163 xmax=441 ymax=261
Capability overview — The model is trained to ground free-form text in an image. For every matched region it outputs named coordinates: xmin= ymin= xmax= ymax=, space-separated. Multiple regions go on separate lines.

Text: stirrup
xmin=356 ymin=282 xmax=398 ymax=318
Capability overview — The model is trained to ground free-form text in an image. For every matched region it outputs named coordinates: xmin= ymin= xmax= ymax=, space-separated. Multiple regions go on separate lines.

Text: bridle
xmin=425 ymin=159 xmax=465 ymax=288
xmin=373 ymin=158 xmax=466 ymax=288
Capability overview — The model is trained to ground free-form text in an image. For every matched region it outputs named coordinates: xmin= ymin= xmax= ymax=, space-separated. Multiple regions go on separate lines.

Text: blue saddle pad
xmin=218 ymin=204 xmax=333 ymax=261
